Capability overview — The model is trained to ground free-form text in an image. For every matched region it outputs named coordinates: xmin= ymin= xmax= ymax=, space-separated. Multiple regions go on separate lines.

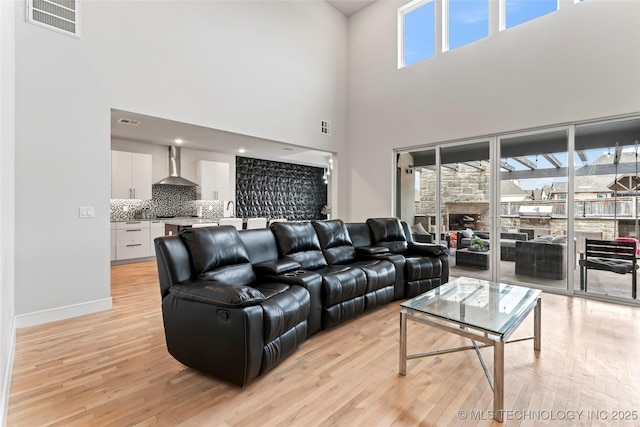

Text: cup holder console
xmin=284 ymin=270 xmax=307 ymax=277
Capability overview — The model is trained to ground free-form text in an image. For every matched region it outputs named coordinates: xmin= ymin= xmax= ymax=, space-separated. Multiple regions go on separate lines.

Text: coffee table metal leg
xmin=493 ymin=341 xmax=504 ymax=422
xmin=534 ymin=297 xmax=541 ymax=351
xmin=399 ymin=311 xmax=407 ymax=376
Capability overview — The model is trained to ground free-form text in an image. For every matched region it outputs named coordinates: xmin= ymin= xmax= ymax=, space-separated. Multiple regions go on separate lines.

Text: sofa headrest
xmin=180 ymin=226 xmax=255 ymax=285
xmin=312 ymin=219 xmax=356 ymax=264
xmin=345 ymin=222 xmax=374 ymax=248
xmin=238 ymin=228 xmax=280 ymax=265
xmin=367 ymin=218 xmax=408 ymax=252
xmin=271 ymin=221 xmax=328 ymax=269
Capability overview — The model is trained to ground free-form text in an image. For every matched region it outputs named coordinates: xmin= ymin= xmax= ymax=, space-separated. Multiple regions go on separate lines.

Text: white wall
xmin=347 ymin=0 xmax=640 ymax=220
xmin=14 ymin=1 xmax=348 ymax=322
xmin=0 ymin=0 xmax=16 ymax=420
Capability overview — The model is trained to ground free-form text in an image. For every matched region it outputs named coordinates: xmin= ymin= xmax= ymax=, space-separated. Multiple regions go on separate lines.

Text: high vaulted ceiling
xmin=326 ymin=0 xmax=377 ymax=17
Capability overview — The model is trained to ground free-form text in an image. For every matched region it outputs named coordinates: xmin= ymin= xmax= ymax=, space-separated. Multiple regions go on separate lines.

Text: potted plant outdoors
xmin=470 ymin=235 xmax=487 ymax=252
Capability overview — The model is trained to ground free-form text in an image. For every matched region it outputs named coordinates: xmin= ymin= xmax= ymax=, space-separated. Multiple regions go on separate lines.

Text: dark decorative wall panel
xmin=236 ymin=157 xmax=327 ymax=221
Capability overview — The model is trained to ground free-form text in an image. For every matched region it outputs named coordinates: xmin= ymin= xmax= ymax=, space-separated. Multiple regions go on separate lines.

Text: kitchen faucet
xmin=226 ymin=201 xmax=235 ymax=217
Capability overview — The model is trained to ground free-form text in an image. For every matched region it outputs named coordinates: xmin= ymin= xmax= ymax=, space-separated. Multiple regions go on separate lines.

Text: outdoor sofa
xmin=456 ymin=229 xmax=529 ymax=261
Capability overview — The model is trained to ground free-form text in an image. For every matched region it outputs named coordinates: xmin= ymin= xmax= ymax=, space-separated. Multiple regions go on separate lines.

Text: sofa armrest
xmin=254 ymin=259 xmax=301 ymax=275
xmin=413 ymin=234 xmax=433 ymax=244
xmin=169 ymin=280 xmax=265 ymax=308
xmin=407 ymin=242 xmax=449 ymax=257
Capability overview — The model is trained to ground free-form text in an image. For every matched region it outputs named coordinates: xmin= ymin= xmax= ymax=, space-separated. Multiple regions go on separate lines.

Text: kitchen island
xmin=163 ymin=217 xmax=220 ymax=235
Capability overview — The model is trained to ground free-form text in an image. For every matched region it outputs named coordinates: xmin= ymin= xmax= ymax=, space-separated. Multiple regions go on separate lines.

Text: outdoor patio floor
xmin=451 ymin=253 xmax=637 ymax=302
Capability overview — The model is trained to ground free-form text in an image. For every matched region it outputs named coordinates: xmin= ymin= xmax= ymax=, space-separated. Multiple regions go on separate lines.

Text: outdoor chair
xmin=579 ymin=239 xmax=638 ymax=299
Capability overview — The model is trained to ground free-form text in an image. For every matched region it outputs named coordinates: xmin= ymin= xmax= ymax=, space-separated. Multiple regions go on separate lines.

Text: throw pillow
xmin=551 ymin=235 xmax=567 ymax=244
xmin=462 ymin=228 xmax=474 ymax=238
xmin=411 ymin=222 xmax=429 ymax=235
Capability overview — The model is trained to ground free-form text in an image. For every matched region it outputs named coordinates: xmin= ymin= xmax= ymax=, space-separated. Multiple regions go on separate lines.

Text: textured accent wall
xmin=236 ymin=157 xmax=327 ymax=220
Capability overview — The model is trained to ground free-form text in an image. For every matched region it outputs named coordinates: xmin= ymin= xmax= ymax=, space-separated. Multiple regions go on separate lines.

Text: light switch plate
xmin=79 ymin=206 xmax=95 ymax=218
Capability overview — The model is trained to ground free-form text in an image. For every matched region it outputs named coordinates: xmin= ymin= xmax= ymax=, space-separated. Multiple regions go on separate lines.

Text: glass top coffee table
xmin=399 ymin=277 xmax=541 ymax=422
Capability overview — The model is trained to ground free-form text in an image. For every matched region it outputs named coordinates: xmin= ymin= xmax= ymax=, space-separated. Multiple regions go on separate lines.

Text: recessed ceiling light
xmin=238 ymin=148 xmax=246 ymax=153
xmin=175 ymin=138 xmax=183 ymax=144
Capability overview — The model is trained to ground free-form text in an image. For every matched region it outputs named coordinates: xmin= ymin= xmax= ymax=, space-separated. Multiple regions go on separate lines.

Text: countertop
xmin=162 ymin=218 xmax=221 ymax=226
xmin=111 ymin=217 xmax=221 ymax=225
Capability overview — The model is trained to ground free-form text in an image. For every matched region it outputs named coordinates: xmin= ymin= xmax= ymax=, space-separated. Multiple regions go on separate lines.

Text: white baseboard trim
xmin=1 ymin=316 xmax=16 ymax=427
xmin=14 ymin=298 xmax=113 ymax=329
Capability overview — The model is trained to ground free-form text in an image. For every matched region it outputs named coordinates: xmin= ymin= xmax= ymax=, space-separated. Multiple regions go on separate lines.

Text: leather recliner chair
xmin=154 ymin=225 xmax=310 ymax=387
xmin=367 ymin=218 xmax=449 ymax=297
xmin=311 ymin=219 xmax=396 ymax=311
xmin=270 ymin=221 xmax=369 ymax=329
xmin=238 ymin=227 xmax=323 ymax=336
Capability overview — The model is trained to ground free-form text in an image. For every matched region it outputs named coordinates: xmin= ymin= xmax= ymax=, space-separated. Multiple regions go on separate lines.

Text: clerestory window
xmin=505 ymin=0 xmax=558 ymax=29
xmin=446 ymin=0 xmax=489 ymax=51
xmin=399 ymin=0 xmax=435 ymax=67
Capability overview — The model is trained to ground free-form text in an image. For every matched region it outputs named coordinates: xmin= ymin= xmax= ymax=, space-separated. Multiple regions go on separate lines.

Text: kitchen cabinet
xmin=149 ymin=220 xmax=164 ymax=256
xmin=115 ymin=220 xmax=150 ymax=260
xmin=196 ymin=160 xmax=230 ymax=200
xmin=110 ymin=222 xmax=116 ymax=261
xmin=111 ymin=150 xmax=152 ymax=200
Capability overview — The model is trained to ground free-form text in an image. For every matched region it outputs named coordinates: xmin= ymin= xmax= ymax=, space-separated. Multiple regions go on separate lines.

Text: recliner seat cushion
xmin=405 ymin=256 xmax=441 ymax=282
xmin=313 ymin=265 xmax=367 ymax=306
xmin=350 ymin=260 xmax=396 ymax=293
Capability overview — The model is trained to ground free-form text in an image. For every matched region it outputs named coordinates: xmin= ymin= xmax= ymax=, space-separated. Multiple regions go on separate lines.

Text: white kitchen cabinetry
xmin=149 ymin=220 xmax=164 ymax=256
xmin=110 ymin=222 xmax=116 ymax=261
xmin=115 ymin=221 xmax=150 ymax=260
xmin=196 ymin=160 xmax=230 ymax=200
xmin=111 ymin=150 xmax=152 ymax=200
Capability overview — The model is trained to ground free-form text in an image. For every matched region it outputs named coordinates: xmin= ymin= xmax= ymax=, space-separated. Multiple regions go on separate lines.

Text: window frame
xmin=398 ymin=0 xmax=436 ymax=68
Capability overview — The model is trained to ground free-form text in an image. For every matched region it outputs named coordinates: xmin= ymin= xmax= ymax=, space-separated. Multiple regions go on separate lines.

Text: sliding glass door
xmin=397 ymin=115 xmax=640 ymax=305
xmin=498 ymin=129 xmax=569 ymax=291
xmin=574 ymin=118 xmax=640 ymax=301
xmin=440 ymin=141 xmax=491 ymax=280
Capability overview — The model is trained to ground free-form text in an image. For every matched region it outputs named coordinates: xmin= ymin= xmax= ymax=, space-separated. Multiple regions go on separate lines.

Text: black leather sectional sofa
xmin=154 ymin=217 xmax=449 ymax=386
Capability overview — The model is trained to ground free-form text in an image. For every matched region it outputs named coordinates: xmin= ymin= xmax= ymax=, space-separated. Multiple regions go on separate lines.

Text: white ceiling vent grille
xmin=117 ymin=118 xmax=141 ymax=126
xmin=26 ymin=0 xmax=79 ymax=38
xmin=321 ymin=120 xmax=331 ymax=136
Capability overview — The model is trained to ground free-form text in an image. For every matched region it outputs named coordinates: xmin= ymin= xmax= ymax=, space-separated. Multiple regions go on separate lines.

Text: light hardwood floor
xmin=7 ymin=261 xmax=640 ymax=426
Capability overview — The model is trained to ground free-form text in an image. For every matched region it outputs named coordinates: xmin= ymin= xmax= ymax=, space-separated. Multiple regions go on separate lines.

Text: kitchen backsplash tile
xmin=110 ymin=184 xmax=224 ymax=220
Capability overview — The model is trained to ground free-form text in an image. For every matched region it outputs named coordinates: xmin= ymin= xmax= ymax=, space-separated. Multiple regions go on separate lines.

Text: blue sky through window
xmin=404 ymin=1 xmax=435 ymax=66
xmin=506 ymin=0 xmax=558 ymax=29
xmin=449 ymin=0 xmax=489 ymax=50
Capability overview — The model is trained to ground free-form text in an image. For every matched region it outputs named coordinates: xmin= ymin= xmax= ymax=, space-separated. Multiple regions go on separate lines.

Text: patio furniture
xmin=455 ymin=248 xmax=489 ymax=270
xmin=579 ymin=239 xmax=637 ymax=299
xmin=456 ymin=230 xmax=528 ymax=261
xmin=515 ymin=236 xmax=572 ymax=280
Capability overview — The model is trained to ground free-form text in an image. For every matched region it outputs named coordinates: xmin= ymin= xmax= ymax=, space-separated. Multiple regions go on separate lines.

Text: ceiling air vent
xmin=321 ymin=120 xmax=331 ymax=136
xmin=26 ymin=0 xmax=79 ymax=38
xmin=117 ymin=118 xmax=141 ymax=126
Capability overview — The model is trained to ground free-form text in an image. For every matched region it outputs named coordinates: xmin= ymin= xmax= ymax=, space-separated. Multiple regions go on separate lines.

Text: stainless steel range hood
xmin=154 ymin=146 xmax=198 ymax=186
